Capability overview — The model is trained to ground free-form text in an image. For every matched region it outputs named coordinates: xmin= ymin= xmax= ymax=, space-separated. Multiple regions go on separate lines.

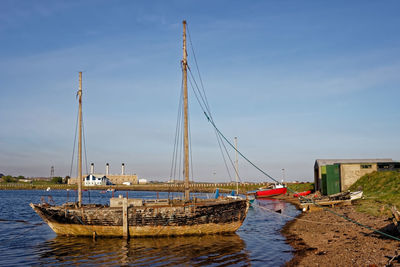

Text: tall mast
xmin=78 ymin=72 xmax=83 ymax=207
xmin=182 ymin=20 xmax=190 ymax=201
xmin=234 ymin=137 xmax=239 ymax=194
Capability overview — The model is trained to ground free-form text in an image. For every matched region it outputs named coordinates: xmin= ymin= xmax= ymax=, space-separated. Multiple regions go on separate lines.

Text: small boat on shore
xmin=256 ymin=184 xmax=287 ymax=198
xmin=293 ymin=190 xmax=312 ymax=198
xmin=300 ymin=190 xmax=363 ymax=211
xmin=350 ymin=191 xmax=363 ymax=200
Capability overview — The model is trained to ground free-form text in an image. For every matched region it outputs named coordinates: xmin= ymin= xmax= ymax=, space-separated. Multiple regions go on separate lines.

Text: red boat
xmin=256 ymin=184 xmax=287 ymax=198
xmin=293 ymin=190 xmax=311 ymax=198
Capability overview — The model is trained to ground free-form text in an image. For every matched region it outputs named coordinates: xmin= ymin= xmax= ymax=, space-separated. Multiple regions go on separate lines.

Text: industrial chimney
xmin=121 ymin=163 xmax=125 ymax=175
xmin=90 ymin=163 xmax=94 ymax=174
xmin=106 ymin=163 xmax=109 ymax=176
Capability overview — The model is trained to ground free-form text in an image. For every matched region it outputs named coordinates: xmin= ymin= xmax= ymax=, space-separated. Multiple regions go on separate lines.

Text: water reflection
xmin=37 ymin=234 xmax=250 ymax=266
xmin=256 ymin=198 xmax=287 ymax=213
xmin=0 ymin=190 xmax=299 ymax=266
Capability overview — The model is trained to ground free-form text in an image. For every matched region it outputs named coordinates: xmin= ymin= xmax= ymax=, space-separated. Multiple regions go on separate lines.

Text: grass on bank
xmin=286 ymin=182 xmax=314 ymax=193
xmin=349 ymin=171 xmax=400 ymax=217
xmin=0 ymin=179 xmax=314 ymax=195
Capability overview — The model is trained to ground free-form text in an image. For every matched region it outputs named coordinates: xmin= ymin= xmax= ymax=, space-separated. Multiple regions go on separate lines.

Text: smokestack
xmin=106 ymin=163 xmax=109 ymax=176
xmin=121 ymin=163 xmax=125 ymax=175
xmin=90 ymin=163 xmax=94 ymax=174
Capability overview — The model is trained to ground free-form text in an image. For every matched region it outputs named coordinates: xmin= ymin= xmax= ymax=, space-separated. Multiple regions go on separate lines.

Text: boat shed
xmin=314 ymin=159 xmax=400 ymax=195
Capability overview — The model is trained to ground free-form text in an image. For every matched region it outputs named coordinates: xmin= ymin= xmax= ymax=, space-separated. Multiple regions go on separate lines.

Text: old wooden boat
xmin=30 ymin=197 xmax=248 ymax=237
xmin=30 ymin=21 xmax=249 ymax=237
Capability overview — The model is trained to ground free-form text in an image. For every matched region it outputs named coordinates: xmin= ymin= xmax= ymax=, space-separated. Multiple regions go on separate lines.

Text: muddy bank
xmin=277 ymin=196 xmax=400 ymax=266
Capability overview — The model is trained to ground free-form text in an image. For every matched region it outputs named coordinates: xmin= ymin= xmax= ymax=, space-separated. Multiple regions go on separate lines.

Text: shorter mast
xmin=78 ymin=72 xmax=83 ymax=207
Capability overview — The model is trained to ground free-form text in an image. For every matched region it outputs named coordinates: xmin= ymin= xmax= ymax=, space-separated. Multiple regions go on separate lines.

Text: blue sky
xmin=1 ymin=1 xmax=400 ymax=182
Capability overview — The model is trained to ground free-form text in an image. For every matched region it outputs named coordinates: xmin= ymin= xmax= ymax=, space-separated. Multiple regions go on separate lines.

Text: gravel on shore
xmin=276 ymin=196 xmax=400 ymax=266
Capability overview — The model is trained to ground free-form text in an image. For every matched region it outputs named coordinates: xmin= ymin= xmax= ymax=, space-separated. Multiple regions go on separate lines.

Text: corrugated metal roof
xmin=315 ymin=159 xmax=393 ymax=167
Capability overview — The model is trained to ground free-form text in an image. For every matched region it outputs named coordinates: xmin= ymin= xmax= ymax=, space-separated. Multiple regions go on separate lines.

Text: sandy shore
xmin=276 ymin=196 xmax=400 ymax=266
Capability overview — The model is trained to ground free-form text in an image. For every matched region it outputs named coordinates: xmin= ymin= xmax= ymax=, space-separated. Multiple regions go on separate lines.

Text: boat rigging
xmin=30 ymin=21 xmax=250 ymax=238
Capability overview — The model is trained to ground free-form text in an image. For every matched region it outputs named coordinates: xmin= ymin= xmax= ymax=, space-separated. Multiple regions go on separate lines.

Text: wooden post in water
xmin=182 ymin=20 xmax=190 ymax=202
xmin=122 ymin=198 xmax=129 ymax=238
xmin=78 ymin=72 xmax=83 ymax=207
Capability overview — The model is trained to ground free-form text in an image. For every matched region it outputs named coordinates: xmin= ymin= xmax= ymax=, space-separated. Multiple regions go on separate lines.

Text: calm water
xmin=0 ymin=190 xmax=299 ymax=266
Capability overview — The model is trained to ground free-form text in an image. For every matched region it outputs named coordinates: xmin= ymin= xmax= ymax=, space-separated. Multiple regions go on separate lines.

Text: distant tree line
xmin=1 ymin=175 xmax=25 ymax=183
xmin=51 ymin=177 xmax=63 ymax=184
xmin=0 ymin=175 xmax=69 ymax=184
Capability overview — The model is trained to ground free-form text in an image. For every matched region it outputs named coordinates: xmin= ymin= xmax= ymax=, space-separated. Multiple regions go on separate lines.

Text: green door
xmin=326 ymin=164 xmax=341 ymax=195
xmin=321 ymin=166 xmax=327 ymax=195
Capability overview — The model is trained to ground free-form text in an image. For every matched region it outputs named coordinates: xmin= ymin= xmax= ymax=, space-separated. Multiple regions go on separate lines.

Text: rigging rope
xmin=188 ymin=106 xmax=195 ymax=185
xmin=201 ymin=92 xmax=400 ymax=242
xmin=69 ymin=92 xmax=90 ymax=201
xmin=178 ymin=91 xmax=184 ymax=182
xmin=187 ymin=67 xmax=234 ymax=181
xmin=169 ymin=79 xmax=183 ymax=180
xmin=69 ymin=106 xmax=79 ymax=178
xmin=203 ymin=98 xmax=400 ymax=241
xmin=186 ymin=27 xmax=243 ymax=183
xmin=188 ymin=21 xmax=400 ymax=241
xmin=187 ymin=24 xmax=210 ymax=112
xmin=169 ymin=67 xmax=187 ymax=199
xmin=185 ymin=21 xmax=400 ymax=242
xmin=82 ymin=112 xmax=89 ymax=175
xmin=187 ymin=24 xmax=240 ymax=183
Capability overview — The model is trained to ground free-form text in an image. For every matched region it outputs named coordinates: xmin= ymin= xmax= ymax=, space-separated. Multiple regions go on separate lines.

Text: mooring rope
xmin=184 ymin=36 xmax=400 ymax=242
xmin=209 ymin=115 xmax=400 ymax=241
xmin=208 ymin=114 xmax=400 ymax=241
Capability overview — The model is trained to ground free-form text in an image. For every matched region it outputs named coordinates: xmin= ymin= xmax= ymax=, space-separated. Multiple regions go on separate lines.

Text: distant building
xmin=32 ymin=177 xmax=51 ymax=181
xmin=69 ymin=174 xmax=138 ymax=185
xmin=138 ymin=179 xmax=148 ymax=184
xmin=84 ymin=175 xmax=112 ymax=186
xmin=68 ymin=163 xmax=138 ymax=185
xmin=314 ymin=159 xmax=400 ymax=195
xmin=167 ymin=179 xmax=184 ymax=184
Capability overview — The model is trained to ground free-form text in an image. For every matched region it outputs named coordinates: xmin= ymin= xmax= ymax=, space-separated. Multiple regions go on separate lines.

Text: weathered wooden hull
xmin=37 ymin=221 xmax=246 ymax=237
xmin=30 ymin=199 xmax=249 ymax=237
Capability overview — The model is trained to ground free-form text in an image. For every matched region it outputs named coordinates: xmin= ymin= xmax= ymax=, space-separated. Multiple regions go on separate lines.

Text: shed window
xmin=361 ymin=164 xmax=372 ymax=169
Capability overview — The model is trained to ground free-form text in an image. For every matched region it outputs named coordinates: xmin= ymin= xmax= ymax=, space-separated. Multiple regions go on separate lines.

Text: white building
xmin=84 ymin=174 xmax=112 ymax=186
xmin=138 ymin=179 xmax=148 ymax=184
